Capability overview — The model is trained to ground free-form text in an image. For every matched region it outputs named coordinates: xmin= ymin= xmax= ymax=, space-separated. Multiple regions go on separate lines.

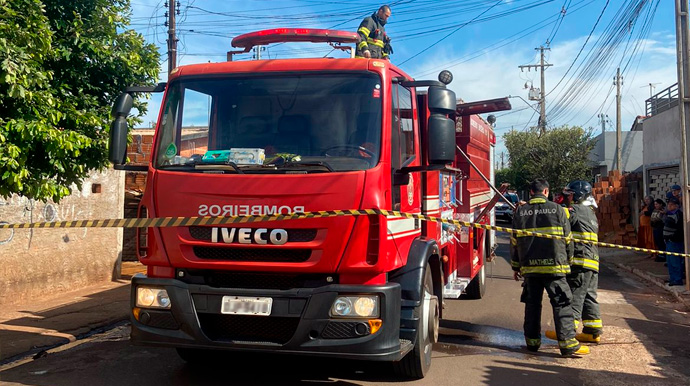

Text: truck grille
xmin=198 ymin=314 xmax=299 ymax=344
xmin=206 ymin=272 xmax=335 ymax=290
xmin=193 ymin=247 xmax=311 ymax=262
xmin=189 ymin=227 xmax=317 ymax=242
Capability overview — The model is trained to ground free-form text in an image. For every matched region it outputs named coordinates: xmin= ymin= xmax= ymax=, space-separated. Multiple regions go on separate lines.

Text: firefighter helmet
xmin=564 ymin=180 xmax=592 ymax=203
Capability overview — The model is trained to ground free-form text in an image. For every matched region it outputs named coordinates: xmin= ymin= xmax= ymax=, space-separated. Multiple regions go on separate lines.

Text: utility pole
xmin=598 ymin=113 xmax=606 ymax=136
xmin=519 ymin=46 xmax=552 ymax=134
xmin=614 ymin=67 xmax=623 ymax=172
xmin=500 ymin=152 xmax=505 ymax=169
xmin=166 ymin=1 xmax=178 ymax=78
xmin=674 ymin=0 xmax=690 ymax=290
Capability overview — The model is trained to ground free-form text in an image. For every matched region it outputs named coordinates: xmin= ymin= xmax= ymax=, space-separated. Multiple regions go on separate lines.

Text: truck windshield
xmin=154 ymin=73 xmax=383 ymax=173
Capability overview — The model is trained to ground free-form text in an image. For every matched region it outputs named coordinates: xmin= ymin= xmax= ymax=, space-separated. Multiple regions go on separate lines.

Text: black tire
xmin=466 ymin=238 xmax=488 ymax=299
xmin=393 ymin=264 xmax=439 ymax=379
xmin=176 ymin=348 xmax=216 ymax=364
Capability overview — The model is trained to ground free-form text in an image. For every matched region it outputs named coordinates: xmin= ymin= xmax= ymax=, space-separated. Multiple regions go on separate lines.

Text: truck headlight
xmin=136 ymin=287 xmax=171 ymax=309
xmin=330 ymin=296 xmax=379 ymax=318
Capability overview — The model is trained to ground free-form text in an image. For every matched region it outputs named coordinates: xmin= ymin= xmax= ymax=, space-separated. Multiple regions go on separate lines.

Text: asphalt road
xmin=1 ymin=230 xmax=689 ymax=385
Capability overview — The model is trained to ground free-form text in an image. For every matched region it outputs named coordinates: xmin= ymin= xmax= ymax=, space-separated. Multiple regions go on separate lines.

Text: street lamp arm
xmin=508 ymin=95 xmax=541 ymax=115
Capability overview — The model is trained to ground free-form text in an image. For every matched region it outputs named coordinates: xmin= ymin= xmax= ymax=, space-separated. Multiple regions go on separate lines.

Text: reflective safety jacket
xmin=663 ymin=209 xmax=684 ymax=243
xmin=355 ymin=13 xmax=390 ymax=59
xmin=567 ymin=203 xmax=600 ymax=272
xmin=510 ymin=194 xmax=574 ymax=277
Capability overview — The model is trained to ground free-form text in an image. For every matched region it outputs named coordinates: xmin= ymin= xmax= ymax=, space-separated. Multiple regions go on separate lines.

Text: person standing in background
xmin=663 ymin=197 xmax=685 ymax=286
xmin=638 ymin=196 xmax=656 ymax=257
xmin=650 ymin=199 xmax=666 ymax=263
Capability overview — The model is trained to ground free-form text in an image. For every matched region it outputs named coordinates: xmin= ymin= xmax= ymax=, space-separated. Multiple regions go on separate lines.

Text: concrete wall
xmin=642 ymin=106 xmax=681 ymax=168
xmin=641 ymin=106 xmax=681 ymax=195
xmin=589 ymin=131 xmax=644 ymax=174
xmin=0 ymin=169 xmax=125 ymax=306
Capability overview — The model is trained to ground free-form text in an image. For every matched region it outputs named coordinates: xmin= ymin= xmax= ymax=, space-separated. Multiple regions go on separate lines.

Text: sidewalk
xmin=600 ymin=248 xmax=690 ymax=308
xmin=0 ymin=262 xmax=144 ymax=364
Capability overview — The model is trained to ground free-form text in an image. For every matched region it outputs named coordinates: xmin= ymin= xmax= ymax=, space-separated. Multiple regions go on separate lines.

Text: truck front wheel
xmin=176 ymin=348 xmax=217 ymax=364
xmin=394 ymin=263 xmax=438 ymax=379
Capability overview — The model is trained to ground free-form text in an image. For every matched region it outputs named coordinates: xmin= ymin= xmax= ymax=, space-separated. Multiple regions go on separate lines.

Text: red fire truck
xmin=109 ymin=29 xmax=510 ymax=379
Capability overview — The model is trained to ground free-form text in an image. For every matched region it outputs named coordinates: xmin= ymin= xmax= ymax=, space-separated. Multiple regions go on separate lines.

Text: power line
xmin=398 ymin=0 xmax=505 ymax=66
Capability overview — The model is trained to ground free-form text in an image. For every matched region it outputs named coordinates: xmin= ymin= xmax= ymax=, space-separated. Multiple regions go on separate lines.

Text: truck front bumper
xmin=129 ymin=274 xmax=405 ymax=361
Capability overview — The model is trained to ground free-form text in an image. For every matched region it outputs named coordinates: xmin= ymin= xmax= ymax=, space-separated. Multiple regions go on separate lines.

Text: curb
xmin=614 ymin=262 xmax=690 ymax=309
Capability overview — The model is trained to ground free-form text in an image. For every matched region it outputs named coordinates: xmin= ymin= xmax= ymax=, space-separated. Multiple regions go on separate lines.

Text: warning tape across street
xmin=1 ymin=209 xmax=689 ymax=258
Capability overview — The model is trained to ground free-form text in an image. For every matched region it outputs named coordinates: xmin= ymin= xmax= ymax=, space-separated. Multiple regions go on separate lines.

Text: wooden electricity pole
xmin=519 ymin=46 xmax=552 ymax=134
xmin=166 ymin=1 xmax=177 ymax=78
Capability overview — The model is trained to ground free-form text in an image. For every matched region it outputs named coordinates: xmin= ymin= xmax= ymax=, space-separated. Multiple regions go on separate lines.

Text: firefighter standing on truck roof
xmin=510 ymin=179 xmax=590 ymax=356
xmin=355 ymin=5 xmax=392 ymax=60
xmin=546 ymin=181 xmax=603 ymax=344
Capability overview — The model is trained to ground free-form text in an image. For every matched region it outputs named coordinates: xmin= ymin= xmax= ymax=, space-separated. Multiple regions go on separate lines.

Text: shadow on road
xmin=0 ymin=285 xmax=130 ymax=363
xmin=484 ymin=359 xmax=680 ymax=386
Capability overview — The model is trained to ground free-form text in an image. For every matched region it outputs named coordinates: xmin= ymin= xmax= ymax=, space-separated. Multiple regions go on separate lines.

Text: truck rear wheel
xmin=394 ymin=264 xmax=438 ymax=379
xmin=466 ymin=245 xmax=487 ymax=299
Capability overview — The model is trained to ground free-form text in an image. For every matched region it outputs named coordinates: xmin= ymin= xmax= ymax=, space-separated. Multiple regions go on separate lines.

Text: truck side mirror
xmin=428 ymin=86 xmax=456 ymax=115
xmin=428 ymin=86 xmax=456 ymax=164
xmin=109 ymin=93 xmax=133 ymax=165
xmin=428 ymin=115 xmax=455 ymax=164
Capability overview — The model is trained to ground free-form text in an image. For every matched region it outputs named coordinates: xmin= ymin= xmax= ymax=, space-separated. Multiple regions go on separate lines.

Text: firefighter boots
xmin=575 ymin=333 xmax=600 ymax=343
xmin=548 ymin=330 xmax=600 ymax=343
xmin=563 ymin=345 xmax=590 ymax=356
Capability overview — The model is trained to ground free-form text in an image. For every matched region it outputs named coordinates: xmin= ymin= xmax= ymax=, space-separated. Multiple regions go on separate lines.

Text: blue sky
xmin=129 ymin=0 xmax=676 ymax=158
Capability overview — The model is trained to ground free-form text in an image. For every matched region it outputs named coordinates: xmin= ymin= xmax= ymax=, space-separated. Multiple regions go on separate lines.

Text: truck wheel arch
xmin=389 ymin=238 xmax=443 ymax=318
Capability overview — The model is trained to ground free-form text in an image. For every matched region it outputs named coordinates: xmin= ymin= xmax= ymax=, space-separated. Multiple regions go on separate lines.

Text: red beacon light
xmin=229 ymin=28 xmax=360 ymax=60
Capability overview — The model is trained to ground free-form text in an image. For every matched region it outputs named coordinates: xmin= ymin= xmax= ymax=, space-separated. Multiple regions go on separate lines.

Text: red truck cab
xmin=108 ymin=29 xmax=509 ymax=379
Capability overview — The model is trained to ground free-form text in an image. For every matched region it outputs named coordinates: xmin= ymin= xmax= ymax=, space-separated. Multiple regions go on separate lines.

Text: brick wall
xmin=126 ymin=128 xmax=209 ymax=166
xmin=0 ymin=169 xmax=125 ymax=306
xmin=594 ymin=171 xmax=642 ymax=246
xmin=127 ymin=131 xmax=154 ymax=165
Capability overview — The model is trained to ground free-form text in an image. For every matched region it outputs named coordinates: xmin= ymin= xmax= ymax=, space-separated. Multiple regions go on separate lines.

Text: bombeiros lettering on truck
xmin=198 ymin=204 xmax=305 ymax=217
xmin=108 ymin=27 xmax=511 ymax=380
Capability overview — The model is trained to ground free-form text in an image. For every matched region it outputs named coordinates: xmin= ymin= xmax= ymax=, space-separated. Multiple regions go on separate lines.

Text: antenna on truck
xmin=227 ymin=28 xmax=360 ymax=61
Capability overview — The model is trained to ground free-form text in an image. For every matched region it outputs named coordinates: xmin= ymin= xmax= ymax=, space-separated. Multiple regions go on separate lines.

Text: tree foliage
xmin=502 ymin=126 xmax=597 ymax=193
xmin=495 ymin=167 xmax=526 ymax=193
xmin=0 ymin=0 xmax=159 ymax=202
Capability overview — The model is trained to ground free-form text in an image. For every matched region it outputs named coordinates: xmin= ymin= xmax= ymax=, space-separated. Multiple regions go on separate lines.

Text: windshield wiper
xmin=158 ymin=160 xmax=244 ymax=173
xmin=281 ymin=160 xmax=334 ymax=172
xmin=193 ymin=161 xmax=244 ymax=174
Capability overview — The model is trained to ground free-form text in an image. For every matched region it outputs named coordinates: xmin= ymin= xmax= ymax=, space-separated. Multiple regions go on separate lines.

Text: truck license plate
xmin=221 ymin=296 xmax=272 ymax=316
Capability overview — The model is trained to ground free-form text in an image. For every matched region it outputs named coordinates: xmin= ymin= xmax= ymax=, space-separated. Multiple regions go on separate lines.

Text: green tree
xmin=0 ymin=0 xmax=159 ymax=202
xmin=502 ymin=126 xmax=597 ymax=193
xmin=495 ymin=167 xmax=528 ymax=192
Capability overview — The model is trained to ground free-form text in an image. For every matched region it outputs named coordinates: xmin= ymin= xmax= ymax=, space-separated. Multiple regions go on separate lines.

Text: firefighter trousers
xmin=567 ymin=270 xmax=602 ymax=336
xmin=521 ymin=276 xmax=580 ymax=354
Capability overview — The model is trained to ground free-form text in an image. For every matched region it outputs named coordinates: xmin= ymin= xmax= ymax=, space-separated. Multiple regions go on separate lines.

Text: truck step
xmin=443 ymin=278 xmax=470 ymax=298
xmin=399 ymin=339 xmax=414 ymax=357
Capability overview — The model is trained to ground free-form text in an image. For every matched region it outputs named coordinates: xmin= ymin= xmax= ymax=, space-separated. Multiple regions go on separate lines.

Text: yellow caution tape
xmin=1 ymin=209 xmax=688 ymax=258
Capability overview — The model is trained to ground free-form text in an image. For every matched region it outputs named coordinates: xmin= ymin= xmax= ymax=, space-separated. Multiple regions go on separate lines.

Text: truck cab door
xmin=389 ymin=82 xmax=422 ymax=258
